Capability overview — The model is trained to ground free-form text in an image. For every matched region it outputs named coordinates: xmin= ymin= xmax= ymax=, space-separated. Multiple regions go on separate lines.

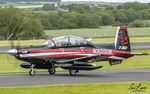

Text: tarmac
xmin=0 ymin=69 xmax=150 ymax=87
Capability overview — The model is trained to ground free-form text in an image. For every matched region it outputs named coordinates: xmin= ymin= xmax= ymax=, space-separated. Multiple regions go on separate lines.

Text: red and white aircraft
xmin=7 ymin=26 xmax=148 ymax=76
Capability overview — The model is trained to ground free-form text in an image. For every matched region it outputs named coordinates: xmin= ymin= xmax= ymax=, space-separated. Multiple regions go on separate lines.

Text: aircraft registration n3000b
xmin=6 ymin=27 xmax=148 ymax=76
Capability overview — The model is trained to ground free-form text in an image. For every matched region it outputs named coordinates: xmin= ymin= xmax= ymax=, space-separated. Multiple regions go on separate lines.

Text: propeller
xmin=8 ymin=39 xmax=23 ymax=55
xmin=0 ymin=40 xmax=23 ymax=72
xmin=0 ymin=33 xmax=24 ymax=72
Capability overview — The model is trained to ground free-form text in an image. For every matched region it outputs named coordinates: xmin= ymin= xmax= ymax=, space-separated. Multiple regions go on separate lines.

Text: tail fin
xmin=115 ymin=26 xmax=131 ymax=51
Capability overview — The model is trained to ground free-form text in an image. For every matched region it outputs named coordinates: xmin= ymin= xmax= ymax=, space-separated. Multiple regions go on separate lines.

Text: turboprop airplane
xmin=6 ymin=27 xmax=148 ymax=76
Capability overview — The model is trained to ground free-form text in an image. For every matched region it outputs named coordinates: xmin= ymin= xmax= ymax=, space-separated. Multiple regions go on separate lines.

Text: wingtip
xmin=142 ymin=53 xmax=149 ymax=55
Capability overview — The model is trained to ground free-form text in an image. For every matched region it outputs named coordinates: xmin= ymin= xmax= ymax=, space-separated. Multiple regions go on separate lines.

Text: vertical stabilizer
xmin=115 ymin=26 xmax=131 ymax=51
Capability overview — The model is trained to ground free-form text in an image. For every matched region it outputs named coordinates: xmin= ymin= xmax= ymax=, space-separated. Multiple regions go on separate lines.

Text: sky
xmin=62 ymin=0 xmax=150 ymax=3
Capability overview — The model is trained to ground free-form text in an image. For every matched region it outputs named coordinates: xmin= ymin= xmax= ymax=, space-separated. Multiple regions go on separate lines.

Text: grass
xmin=0 ymin=81 xmax=149 ymax=94
xmin=0 ymin=36 xmax=150 ymax=47
xmin=0 ymin=40 xmax=47 ymax=47
xmin=91 ymin=36 xmax=150 ymax=44
xmin=45 ymin=26 xmax=150 ymax=38
xmin=0 ymin=26 xmax=150 ymax=46
xmin=0 ymin=50 xmax=150 ymax=73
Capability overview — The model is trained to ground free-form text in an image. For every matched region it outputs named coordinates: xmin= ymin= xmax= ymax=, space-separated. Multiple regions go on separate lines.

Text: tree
xmin=113 ymin=9 xmax=128 ymax=24
xmin=69 ymin=4 xmax=91 ymax=13
xmin=0 ymin=6 xmax=44 ymax=39
xmin=77 ymin=14 xmax=99 ymax=28
xmin=139 ymin=9 xmax=150 ymax=20
xmin=42 ymin=4 xmax=56 ymax=11
xmin=0 ymin=6 xmax=24 ymax=39
xmin=101 ymin=14 xmax=115 ymax=25
xmin=16 ymin=17 xmax=44 ymax=39
xmin=105 ymin=6 xmax=114 ymax=10
xmin=117 ymin=2 xmax=149 ymax=10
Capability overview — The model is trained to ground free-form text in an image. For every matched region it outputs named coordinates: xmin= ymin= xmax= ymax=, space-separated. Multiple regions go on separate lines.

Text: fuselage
xmin=16 ymin=45 xmax=133 ymax=65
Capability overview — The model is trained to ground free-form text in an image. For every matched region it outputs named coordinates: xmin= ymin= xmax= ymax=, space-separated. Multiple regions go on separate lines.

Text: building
xmin=97 ymin=3 xmax=109 ymax=6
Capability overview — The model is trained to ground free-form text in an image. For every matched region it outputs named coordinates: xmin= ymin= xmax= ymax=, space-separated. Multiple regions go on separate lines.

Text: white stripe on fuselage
xmin=19 ymin=52 xmax=97 ymax=58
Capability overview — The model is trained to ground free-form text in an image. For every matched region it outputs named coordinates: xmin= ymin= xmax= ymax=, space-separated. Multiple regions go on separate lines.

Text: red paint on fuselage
xmin=17 ymin=48 xmax=132 ymax=63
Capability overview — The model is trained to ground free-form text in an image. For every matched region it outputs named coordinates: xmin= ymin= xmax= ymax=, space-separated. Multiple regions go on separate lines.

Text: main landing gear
xmin=29 ymin=64 xmax=56 ymax=76
xmin=48 ymin=63 xmax=56 ymax=75
xmin=69 ymin=69 xmax=79 ymax=76
xmin=28 ymin=64 xmax=79 ymax=76
xmin=48 ymin=67 xmax=56 ymax=75
xmin=29 ymin=64 xmax=35 ymax=76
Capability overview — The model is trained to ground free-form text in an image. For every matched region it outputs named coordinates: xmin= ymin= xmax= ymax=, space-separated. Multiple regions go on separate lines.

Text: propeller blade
xmin=0 ymin=51 xmax=8 ymax=54
xmin=5 ymin=54 xmax=8 ymax=66
xmin=16 ymin=39 xmax=23 ymax=50
xmin=10 ymin=40 xmax=15 ymax=49
xmin=14 ymin=57 xmax=21 ymax=71
xmin=4 ymin=54 xmax=13 ymax=66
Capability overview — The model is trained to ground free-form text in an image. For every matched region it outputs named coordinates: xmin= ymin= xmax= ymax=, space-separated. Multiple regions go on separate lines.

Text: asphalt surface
xmin=0 ymin=69 xmax=150 ymax=87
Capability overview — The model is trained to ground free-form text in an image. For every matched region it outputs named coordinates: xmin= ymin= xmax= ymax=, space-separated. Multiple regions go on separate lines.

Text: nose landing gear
xmin=29 ymin=64 xmax=35 ymax=76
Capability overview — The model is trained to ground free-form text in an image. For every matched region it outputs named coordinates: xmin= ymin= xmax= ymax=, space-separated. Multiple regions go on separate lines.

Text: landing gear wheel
xmin=48 ymin=68 xmax=56 ymax=75
xmin=29 ymin=64 xmax=35 ymax=76
xmin=29 ymin=70 xmax=35 ymax=76
xmin=69 ymin=69 xmax=78 ymax=76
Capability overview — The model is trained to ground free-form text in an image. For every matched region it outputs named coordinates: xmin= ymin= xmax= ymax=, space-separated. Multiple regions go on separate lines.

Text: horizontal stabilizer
xmin=115 ymin=53 xmax=148 ymax=56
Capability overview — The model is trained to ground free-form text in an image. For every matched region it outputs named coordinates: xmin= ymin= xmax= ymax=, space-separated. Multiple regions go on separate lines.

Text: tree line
xmin=1 ymin=2 xmax=150 ymax=39
xmin=40 ymin=2 xmax=150 ymax=29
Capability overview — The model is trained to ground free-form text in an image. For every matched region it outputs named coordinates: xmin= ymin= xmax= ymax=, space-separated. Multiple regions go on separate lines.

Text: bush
xmin=112 ymin=21 xmax=122 ymax=26
xmin=128 ymin=20 xmax=150 ymax=27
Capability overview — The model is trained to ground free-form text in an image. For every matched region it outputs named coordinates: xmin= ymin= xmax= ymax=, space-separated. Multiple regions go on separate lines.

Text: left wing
xmin=56 ymin=54 xmax=99 ymax=63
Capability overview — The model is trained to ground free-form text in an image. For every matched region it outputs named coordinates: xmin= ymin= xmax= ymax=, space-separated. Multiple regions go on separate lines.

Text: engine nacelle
xmin=109 ymin=60 xmax=122 ymax=65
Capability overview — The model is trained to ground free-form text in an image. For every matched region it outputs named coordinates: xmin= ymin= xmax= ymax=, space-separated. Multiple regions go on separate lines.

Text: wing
xmin=56 ymin=54 xmax=99 ymax=63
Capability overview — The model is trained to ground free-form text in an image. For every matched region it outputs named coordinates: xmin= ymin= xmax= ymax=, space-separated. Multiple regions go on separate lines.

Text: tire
xmin=69 ymin=69 xmax=78 ymax=76
xmin=48 ymin=68 xmax=56 ymax=75
xmin=29 ymin=70 xmax=35 ymax=76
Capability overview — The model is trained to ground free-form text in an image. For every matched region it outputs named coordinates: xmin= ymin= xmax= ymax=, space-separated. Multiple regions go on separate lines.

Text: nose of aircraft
xmin=7 ymin=49 xmax=17 ymax=55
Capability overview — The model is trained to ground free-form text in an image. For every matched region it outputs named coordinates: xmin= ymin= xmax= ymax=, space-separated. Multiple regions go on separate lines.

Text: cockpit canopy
xmin=43 ymin=36 xmax=95 ymax=48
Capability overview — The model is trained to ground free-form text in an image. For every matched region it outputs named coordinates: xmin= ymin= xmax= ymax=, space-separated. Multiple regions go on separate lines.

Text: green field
xmin=0 ymin=50 xmax=150 ymax=73
xmin=0 ymin=26 xmax=149 ymax=47
xmin=0 ymin=36 xmax=150 ymax=47
xmin=0 ymin=40 xmax=47 ymax=47
xmin=45 ymin=26 xmax=150 ymax=38
xmin=0 ymin=81 xmax=149 ymax=94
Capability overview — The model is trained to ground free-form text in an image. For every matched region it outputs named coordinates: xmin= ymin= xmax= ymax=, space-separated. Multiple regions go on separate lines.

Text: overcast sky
xmin=62 ymin=0 xmax=150 ymax=3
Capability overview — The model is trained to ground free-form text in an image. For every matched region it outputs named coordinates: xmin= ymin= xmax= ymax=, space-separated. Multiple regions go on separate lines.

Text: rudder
xmin=115 ymin=26 xmax=131 ymax=51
